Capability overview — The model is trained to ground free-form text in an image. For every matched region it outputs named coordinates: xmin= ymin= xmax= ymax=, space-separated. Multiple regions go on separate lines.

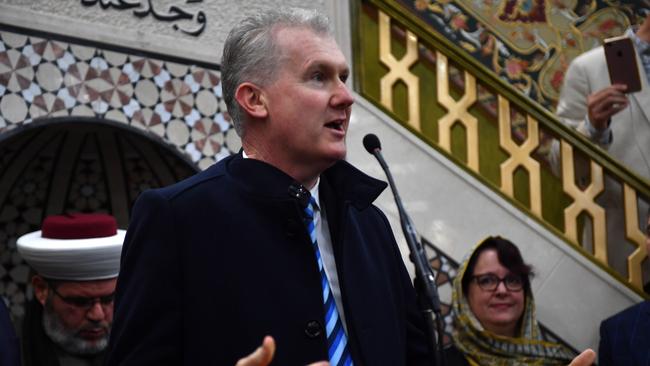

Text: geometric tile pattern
xmin=0 ymin=26 xmax=239 ymax=319
xmin=424 ymin=240 xmax=456 ymax=346
xmin=0 ymin=131 xmax=55 ymax=320
xmin=65 ymin=135 xmax=109 ymax=213
xmin=0 ymin=26 xmax=241 ymax=171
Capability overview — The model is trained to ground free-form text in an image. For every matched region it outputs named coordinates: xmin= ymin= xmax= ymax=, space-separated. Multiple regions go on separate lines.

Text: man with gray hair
xmin=106 ymin=7 xmax=433 ymax=366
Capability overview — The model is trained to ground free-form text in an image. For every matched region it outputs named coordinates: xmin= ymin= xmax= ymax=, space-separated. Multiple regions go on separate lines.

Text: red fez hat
xmin=17 ymin=213 xmax=125 ymax=281
xmin=42 ymin=213 xmax=117 ymax=239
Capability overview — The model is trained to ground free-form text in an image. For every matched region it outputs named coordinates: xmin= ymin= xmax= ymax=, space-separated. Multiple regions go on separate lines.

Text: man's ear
xmin=32 ymin=275 xmax=49 ymax=306
xmin=234 ymin=82 xmax=268 ymax=119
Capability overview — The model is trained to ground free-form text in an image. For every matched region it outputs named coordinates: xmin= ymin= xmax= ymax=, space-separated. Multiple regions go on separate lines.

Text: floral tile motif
xmin=191 ymin=67 xmax=220 ymax=88
xmin=95 ymin=68 xmax=134 ymax=108
xmin=29 ymin=93 xmax=68 ymax=119
xmin=0 ymin=27 xmax=238 ymax=163
xmin=132 ymin=108 xmax=166 ymax=137
xmin=161 ymin=79 xmax=195 ymax=118
xmin=191 ymin=117 xmax=223 ymax=157
xmin=31 ymin=39 xmax=67 ymax=62
xmin=126 ymin=57 xmax=163 ymax=79
xmin=64 ymin=62 xmax=101 ymax=105
xmin=0 ymin=49 xmax=35 ymax=94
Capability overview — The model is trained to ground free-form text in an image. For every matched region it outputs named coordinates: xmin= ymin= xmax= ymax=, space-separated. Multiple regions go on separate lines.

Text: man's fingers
xmin=589 ymin=86 xmax=628 ymax=107
xmin=235 ymin=336 xmax=276 ymax=366
xmin=260 ymin=336 xmax=276 ymax=363
xmin=596 ymin=98 xmax=628 ymax=116
xmin=587 ymin=86 xmax=629 ymax=128
xmin=568 ymin=348 xmax=596 ymax=366
xmin=592 ymin=84 xmax=627 ymax=100
xmin=590 ymin=91 xmax=628 ymax=108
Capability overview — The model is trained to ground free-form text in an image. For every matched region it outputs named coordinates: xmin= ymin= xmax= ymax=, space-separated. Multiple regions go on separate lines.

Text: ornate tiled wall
xmin=0 ymin=26 xmax=241 ymax=170
xmin=0 ymin=25 xmax=240 ymax=318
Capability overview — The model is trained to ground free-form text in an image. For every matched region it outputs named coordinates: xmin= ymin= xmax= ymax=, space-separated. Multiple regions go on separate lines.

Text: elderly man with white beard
xmin=17 ymin=213 xmax=124 ymax=366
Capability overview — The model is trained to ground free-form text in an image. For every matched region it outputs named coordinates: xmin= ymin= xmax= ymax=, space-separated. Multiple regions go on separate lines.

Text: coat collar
xmin=321 ymin=158 xmax=387 ymax=211
xmin=223 ymin=153 xmax=387 ymax=209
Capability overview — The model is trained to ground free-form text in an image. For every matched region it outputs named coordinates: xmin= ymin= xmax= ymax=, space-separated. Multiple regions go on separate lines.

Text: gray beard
xmin=41 ymin=301 xmax=109 ymax=356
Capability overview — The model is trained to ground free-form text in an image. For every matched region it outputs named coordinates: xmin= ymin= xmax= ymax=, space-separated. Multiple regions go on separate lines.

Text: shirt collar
xmin=309 ymin=178 xmax=321 ymax=211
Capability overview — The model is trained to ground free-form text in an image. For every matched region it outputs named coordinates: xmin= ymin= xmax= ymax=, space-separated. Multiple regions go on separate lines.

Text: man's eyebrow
xmin=306 ymin=60 xmax=349 ymax=73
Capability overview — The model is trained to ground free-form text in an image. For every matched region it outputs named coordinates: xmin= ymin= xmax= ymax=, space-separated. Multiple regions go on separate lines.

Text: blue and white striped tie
xmin=304 ymin=196 xmax=353 ymax=366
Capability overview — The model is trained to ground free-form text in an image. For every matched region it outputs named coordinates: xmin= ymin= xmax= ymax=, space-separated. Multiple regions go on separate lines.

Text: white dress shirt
xmin=309 ymin=180 xmax=348 ymax=330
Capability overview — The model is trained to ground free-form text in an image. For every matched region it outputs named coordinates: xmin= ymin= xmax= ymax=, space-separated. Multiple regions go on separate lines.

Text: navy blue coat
xmin=599 ymin=301 xmax=650 ymax=365
xmin=0 ymin=299 xmax=20 ymax=366
xmin=106 ymin=154 xmax=433 ymax=365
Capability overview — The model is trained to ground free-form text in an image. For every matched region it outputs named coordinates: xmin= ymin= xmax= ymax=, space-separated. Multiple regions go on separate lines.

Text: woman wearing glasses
xmin=446 ymin=236 xmax=575 ymax=365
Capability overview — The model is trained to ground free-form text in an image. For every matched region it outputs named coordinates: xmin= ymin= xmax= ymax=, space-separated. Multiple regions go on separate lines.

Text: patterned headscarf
xmin=451 ymin=237 xmax=576 ymax=365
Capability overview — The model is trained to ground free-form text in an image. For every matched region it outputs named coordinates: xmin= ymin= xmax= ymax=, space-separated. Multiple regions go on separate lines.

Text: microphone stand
xmin=370 ymin=148 xmax=446 ymax=366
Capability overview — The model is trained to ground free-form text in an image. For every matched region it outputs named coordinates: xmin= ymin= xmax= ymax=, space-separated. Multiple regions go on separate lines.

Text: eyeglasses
xmin=471 ymin=273 xmax=524 ymax=292
xmin=50 ymin=286 xmax=115 ymax=309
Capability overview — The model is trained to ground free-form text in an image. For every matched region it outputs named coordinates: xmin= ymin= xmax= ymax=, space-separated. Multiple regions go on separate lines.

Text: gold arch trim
xmin=378 ymin=10 xmax=421 ymax=131
xmin=497 ymin=96 xmax=542 ymax=217
xmin=561 ymin=140 xmax=607 ymax=263
xmin=436 ymin=51 xmax=479 ymax=172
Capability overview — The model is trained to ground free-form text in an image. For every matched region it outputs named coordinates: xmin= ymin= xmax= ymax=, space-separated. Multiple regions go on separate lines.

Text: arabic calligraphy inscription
xmin=80 ymin=0 xmax=206 ymax=36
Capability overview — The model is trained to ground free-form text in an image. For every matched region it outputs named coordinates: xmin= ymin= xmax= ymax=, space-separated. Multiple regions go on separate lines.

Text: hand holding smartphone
xmin=604 ymin=36 xmax=642 ymax=93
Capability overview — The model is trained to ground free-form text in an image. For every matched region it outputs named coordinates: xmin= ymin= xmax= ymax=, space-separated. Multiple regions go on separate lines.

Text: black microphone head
xmin=363 ymin=133 xmax=381 ymax=154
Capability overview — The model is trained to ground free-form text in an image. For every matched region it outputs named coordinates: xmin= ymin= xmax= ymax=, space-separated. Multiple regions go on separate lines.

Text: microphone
xmin=362 ymin=133 xmax=380 ymax=154
xmin=363 ymin=134 xmax=389 ymax=172
xmin=363 ymin=133 xmax=444 ymax=366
